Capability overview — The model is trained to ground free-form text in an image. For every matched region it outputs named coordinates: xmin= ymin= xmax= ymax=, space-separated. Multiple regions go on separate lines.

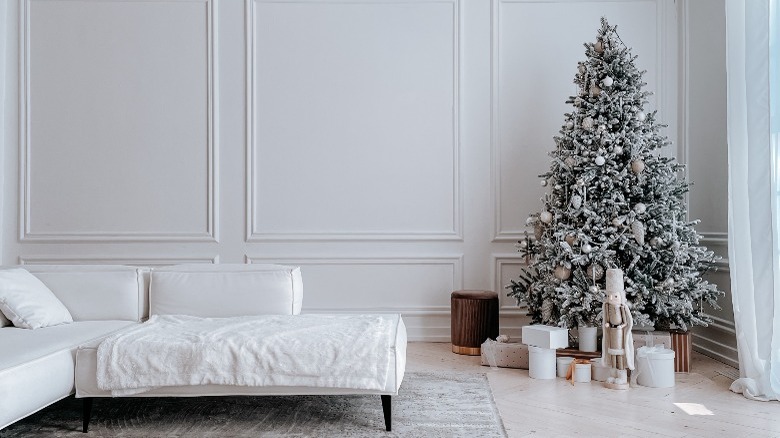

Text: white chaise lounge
xmin=74 ymin=264 xmax=408 ymax=432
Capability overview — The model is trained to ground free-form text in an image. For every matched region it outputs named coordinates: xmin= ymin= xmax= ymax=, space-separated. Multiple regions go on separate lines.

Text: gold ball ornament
xmin=586 ymin=263 xmax=604 ymax=281
xmin=594 ymin=40 xmax=604 ymax=53
xmin=554 ymin=265 xmax=572 ymax=280
xmin=590 ymin=84 xmax=601 ymax=97
xmin=534 ymin=223 xmax=544 ymax=240
xmin=631 ymin=159 xmax=645 ymax=175
xmin=565 ymin=234 xmax=576 ymax=246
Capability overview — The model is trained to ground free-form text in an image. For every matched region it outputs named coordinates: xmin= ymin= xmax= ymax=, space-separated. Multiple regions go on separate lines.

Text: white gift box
xmin=632 ymin=330 xmax=672 ymax=351
xmin=522 ymin=325 xmax=569 ymax=349
xmin=528 ymin=346 xmax=557 ymax=379
xmin=632 ymin=346 xmax=676 ymax=388
xmin=480 ymin=340 xmax=529 ymax=369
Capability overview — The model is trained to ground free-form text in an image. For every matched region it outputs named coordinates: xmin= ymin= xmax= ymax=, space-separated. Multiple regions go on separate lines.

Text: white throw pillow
xmin=0 ymin=268 xmax=73 ymax=329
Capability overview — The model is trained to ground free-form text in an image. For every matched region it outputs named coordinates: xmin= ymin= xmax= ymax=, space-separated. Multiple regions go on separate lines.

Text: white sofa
xmin=0 ymin=265 xmax=145 ymax=431
xmin=0 ymin=264 xmax=407 ymax=432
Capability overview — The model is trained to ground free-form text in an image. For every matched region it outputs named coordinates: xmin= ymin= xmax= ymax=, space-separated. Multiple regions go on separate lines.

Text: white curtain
xmin=726 ymin=0 xmax=780 ymax=401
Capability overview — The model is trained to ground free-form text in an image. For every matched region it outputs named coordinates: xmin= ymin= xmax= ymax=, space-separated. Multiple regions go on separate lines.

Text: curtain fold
xmin=726 ymin=0 xmax=780 ymax=401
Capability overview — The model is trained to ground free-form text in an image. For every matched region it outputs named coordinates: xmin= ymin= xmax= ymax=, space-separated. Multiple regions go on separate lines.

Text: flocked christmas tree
xmin=508 ymin=18 xmax=722 ymax=332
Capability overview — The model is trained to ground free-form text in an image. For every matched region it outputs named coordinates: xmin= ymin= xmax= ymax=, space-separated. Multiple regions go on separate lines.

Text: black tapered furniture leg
xmin=381 ymin=395 xmax=391 ymax=431
xmin=82 ymin=398 xmax=93 ymax=433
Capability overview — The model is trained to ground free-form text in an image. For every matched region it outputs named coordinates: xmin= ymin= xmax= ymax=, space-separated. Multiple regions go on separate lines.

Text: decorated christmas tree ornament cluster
xmin=507 ymin=17 xmax=722 ymax=332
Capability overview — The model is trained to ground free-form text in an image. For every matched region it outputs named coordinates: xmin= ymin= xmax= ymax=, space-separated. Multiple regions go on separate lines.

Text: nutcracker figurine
xmin=601 ymin=268 xmax=634 ymax=390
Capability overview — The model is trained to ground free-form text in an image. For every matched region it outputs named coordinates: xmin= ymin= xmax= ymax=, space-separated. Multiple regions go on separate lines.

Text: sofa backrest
xmin=149 ymin=264 xmax=303 ymax=317
xmin=22 ymin=265 xmax=145 ymax=322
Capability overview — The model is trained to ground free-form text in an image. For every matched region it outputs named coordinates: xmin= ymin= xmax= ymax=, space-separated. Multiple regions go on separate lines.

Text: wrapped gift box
xmin=670 ymin=330 xmax=692 ymax=372
xmin=632 ymin=330 xmax=671 ymax=351
xmin=480 ymin=340 xmax=529 ymax=369
xmin=521 ymin=325 xmax=569 ymax=349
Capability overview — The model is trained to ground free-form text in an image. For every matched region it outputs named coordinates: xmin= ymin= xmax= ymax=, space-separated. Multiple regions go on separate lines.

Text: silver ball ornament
xmin=637 ymin=111 xmax=646 ymax=121
xmin=589 ymin=285 xmax=600 ymax=293
xmin=595 ymin=156 xmax=606 ymax=166
xmin=540 ymin=210 xmax=553 ymax=224
xmin=541 ymin=180 xmax=548 ymax=187
xmin=602 ymin=76 xmax=614 ymax=87
xmin=634 ymin=203 xmax=647 ymax=214
xmin=581 ymin=243 xmax=592 ymax=254
xmin=613 ymin=145 xmax=623 ymax=155
xmin=582 ymin=117 xmax=595 ymax=130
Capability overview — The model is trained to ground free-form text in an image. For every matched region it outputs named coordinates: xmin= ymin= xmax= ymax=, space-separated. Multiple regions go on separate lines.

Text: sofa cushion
xmin=0 ymin=320 xmax=137 ymax=430
xmin=23 ymin=265 xmax=144 ymax=322
xmin=150 ymin=264 xmax=303 ymax=317
xmin=0 ymin=268 xmax=73 ymax=329
xmin=0 ymin=320 xmax=137 ymax=371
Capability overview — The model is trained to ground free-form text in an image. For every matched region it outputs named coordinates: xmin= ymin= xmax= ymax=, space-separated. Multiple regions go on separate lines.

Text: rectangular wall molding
xmin=18 ymin=0 xmax=218 ymax=243
xmin=18 ymin=256 xmax=219 ymax=266
xmin=245 ymin=0 xmax=462 ymax=242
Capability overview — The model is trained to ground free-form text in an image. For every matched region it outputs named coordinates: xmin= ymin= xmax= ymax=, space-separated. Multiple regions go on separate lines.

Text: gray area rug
xmin=3 ymin=372 xmax=507 ymax=437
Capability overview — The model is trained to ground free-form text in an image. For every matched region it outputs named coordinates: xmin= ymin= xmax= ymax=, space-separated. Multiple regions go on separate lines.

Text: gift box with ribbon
xmin=632 ymin=330 xmax=672 ymax=351
xmin=631 ymin=345 xmax=676 ymax=388
xmin=480 ymin=336 xmax=529 ymax=369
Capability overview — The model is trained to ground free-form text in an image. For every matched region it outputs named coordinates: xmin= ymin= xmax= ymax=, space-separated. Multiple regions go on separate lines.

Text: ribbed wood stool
xmin=450 ymin=290 xmax=499 ymax=355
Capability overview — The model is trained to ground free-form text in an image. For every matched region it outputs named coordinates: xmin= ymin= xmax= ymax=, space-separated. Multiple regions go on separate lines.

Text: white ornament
xmin=637 ymin=111 xmax=646 ymax=121
xmin=632 ymin=221 xmax=646 ymax=245
xmin=566 ymin=121 xmax=574 ymax=129
xmin=672 ymin=241 xmax=681 ymax=251
xmin=613 ymin=145 xmax=623 ymax=155
xmin=612 ymin=217 xmax=623 ymax=227
xmin=650 ymin=237 xmax=663 ymax=247
xmin=540 ymin=211 xmax=553 ymax=224
xmin=663 ymin=278 xmax=675 ymax=288
xmin=595 ymin=156 xmax=606 ymax=166
xmin=633 ymin=203 xmax=646 ymax=214
xmin=571 ymin=195 xmax=582 ymax=209
xmin=519 ymin=240 xmax=528 ymax=249
xmin=631 ymin=159 xmax=645 ymax=175
xmin=582 ymin=117 xmax=595 ymax=130
xmin=589 ymin=285 xmax=600 ymax=294
xmin=578 ymin=64 xmax=586 ymax=74
xmin=526 ymin=216 xmax=535 ymax=225
xmin=581 ymin=243 xmax=592 ymax=254
xmin=541 ymin=180 xmax=548 ymax=187
xmin=554 ymin=265 xmax=572 ymax=280
xmin=602 ymin=76 xmax=614 ymax=87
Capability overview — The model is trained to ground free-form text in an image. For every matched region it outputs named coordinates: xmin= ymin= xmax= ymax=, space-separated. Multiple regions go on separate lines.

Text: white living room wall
xmin=1 ymin=0 xmax=712 ymax=344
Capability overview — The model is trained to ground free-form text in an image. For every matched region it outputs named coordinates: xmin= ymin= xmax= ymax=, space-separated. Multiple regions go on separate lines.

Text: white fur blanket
xmin=97 ymin=314 xmax=399 ymax=396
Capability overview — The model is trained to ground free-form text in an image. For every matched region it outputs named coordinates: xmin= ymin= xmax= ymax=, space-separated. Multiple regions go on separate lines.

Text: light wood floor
xmin=406 ymin=342 xmax=780 ymax=437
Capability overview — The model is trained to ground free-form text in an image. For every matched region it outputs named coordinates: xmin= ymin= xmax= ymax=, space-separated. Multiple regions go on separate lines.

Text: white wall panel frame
xmin=246 ymin=254 xmax=463 ymax=341
xmin=491 ymin=0 xmax=677 ymax=242
xmin=490 ymin=253 xmax=527 ymax=313
xmin=18 ymin=255 xmax=219 ymax=266
xmin=245 ymin=0 xmax=462 ymax=242
xmin=18 ymin=0 xmax=219 ymax=243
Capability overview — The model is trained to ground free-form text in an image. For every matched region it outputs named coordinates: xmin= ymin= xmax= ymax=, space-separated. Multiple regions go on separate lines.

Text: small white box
xmin=522 ymin=325 xmax=569 ymax=349
xmin=528 ymin=346 xmax=557 ymax=379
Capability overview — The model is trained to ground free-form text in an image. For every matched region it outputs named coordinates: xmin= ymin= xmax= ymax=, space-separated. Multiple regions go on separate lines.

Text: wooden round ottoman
xmin=450 ymin=290 xmax=499 ymax=355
